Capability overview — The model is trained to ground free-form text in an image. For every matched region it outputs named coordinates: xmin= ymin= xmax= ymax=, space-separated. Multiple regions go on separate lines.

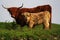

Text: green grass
xmin=0 ymin=22 xmax=60 ymax=40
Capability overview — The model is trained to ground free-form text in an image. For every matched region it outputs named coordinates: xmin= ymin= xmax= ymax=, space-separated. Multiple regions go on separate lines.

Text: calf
xmin=22 ymin=11 xmax=50 ymax=29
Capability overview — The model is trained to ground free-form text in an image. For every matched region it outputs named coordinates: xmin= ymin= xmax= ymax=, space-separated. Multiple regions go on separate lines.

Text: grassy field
xmin=0 ymin=22 xmax=60 ymax=40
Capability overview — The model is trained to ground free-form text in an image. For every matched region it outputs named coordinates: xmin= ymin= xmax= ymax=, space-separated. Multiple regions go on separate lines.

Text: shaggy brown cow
xmin=2 ymin=4 xmax=52 ymax=27
xmin=22 ymin=11 xmax=50 ymax=29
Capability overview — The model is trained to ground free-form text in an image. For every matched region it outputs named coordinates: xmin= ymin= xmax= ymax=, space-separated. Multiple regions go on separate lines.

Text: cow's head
xmin=2 ymin=4 xmax=23 ymax=18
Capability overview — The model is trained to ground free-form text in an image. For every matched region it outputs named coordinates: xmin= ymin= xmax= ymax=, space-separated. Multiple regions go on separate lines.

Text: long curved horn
xmin=2 ymin=5 xmax=7 ymax=9
xmin=19 ymin=3 xmax=23 ymax=8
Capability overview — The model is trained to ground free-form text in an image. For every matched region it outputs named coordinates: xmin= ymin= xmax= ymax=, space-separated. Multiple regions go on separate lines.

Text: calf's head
xmin=22 ymin=12 xmax=31 ymax=22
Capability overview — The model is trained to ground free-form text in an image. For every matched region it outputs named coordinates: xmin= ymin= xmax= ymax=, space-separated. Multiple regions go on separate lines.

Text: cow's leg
xmin=44 ymin=21 xmax=49 ymax=30
xmin=44 ymin=11 xmax=50 ymax=29
xmin=29 ymin=21 xmax=34 ymax=28
xmin=49 ymin=19 xmax=51 ymax=29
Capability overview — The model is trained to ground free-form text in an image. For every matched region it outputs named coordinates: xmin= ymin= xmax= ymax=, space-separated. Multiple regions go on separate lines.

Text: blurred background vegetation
xmin=0 ymin=22 xmax=60 ymax=40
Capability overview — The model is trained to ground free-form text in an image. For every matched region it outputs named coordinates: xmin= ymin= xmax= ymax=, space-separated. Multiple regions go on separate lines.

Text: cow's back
xmin=19 ymin=5 xmax=51 ymax=13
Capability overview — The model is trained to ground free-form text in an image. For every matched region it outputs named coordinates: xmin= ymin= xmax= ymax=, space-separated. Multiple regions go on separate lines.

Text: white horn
xmin=2 ymin=5 xmax=8 ymax=9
